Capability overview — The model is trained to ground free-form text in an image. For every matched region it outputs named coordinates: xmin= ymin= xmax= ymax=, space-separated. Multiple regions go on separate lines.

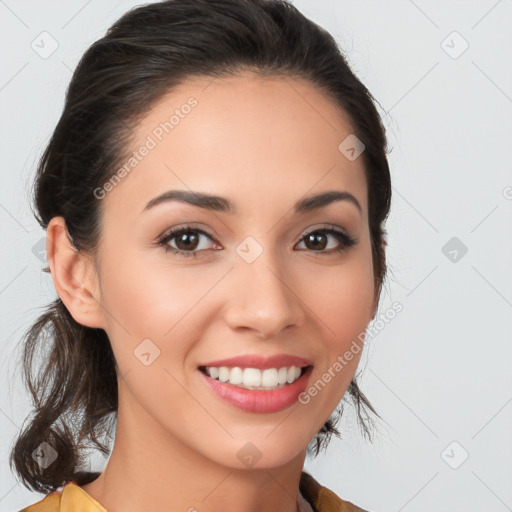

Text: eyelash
xmin=156 ymin=224 xmax=357 ymax=259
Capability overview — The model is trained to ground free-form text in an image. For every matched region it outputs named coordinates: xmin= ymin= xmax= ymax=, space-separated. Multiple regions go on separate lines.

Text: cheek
xmin=97 ymin=244 xmax=221 ymax=369
xmin=99 ymin=241 xmax=187 ymax=327
xmin=307 ymin=257 xmax=375 ymax=346
xmin=300 ymin=253 xmax=374 ymax=412
xmin=297 ymin=262 xmax=372 ymax=425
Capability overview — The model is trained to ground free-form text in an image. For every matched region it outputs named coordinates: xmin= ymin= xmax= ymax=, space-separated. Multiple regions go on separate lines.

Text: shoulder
xmin=18 ymin=479 xmax=106 ymax=512
xmin=19 ymin=491 xmax=61 ymax=512
xmin=19 ymin=471 xmax=106 ymax=512
xmin=300 ymin=471 xmax=371 ymax=512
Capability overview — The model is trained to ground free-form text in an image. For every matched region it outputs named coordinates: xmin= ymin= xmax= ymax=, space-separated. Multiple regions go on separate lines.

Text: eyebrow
xmin=142 ymin=189 xmax=362 ymax=215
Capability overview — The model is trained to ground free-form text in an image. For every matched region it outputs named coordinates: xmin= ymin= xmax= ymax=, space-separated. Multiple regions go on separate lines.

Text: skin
xmin=47 ymin=70 xmax=377 ymax=512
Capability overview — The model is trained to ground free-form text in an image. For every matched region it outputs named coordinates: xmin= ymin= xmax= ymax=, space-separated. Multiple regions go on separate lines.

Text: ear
xmin=46 ymin=216 xmax=105 ymax=329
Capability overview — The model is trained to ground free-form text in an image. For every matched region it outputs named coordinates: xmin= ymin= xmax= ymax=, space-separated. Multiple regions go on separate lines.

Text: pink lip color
xmin=198 ymin=353 xmax=312 ymax=370
xmin=198 ymin=366 xmax=313 ymax=413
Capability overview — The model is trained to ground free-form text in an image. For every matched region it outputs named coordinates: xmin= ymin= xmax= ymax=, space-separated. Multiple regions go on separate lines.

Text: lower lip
xmin=198 ymin=367 xmax=313 ymax=413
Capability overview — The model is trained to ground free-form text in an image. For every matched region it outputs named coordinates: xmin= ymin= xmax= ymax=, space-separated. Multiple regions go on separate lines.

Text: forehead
xmin=103 ymin=71 xmax=368 ymax=221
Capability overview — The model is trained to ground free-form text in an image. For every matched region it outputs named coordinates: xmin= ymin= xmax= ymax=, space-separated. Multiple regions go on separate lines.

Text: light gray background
xmin=1 ymin=1 xmax=511 ymax=511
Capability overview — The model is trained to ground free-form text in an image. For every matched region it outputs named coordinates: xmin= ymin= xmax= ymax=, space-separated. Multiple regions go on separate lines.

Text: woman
xmin=11 ymin=0 xmax=391 ymax=511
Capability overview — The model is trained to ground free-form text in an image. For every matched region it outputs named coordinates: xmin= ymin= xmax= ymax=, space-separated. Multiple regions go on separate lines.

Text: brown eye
xmin=157 ymin=226 xmax=219 ymax=258
xmin=296 ymin=227 xmax=356 ymax=254
xmin=304 ymin=232 xmax=328 ymax=251
xmin=174 ymin=231 xmax=200 ymax=251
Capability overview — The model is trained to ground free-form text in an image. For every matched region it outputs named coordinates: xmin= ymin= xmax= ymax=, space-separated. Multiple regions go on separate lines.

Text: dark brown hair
xmin=10 ymin=0 xmax=391 ymax=494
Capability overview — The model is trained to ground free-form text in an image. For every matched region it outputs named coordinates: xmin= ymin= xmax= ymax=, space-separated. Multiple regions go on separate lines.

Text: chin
xmin=201 ymin=434 xmax=308 ymax=471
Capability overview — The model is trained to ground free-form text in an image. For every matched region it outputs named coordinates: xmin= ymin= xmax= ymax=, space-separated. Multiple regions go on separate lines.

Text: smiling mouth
xmin=198 ymin=365 xmax=312 ymax=391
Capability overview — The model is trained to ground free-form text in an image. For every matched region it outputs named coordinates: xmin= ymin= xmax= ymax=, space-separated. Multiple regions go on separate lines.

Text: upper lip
xmin=198 ymin=354 xmax=313 ymax=370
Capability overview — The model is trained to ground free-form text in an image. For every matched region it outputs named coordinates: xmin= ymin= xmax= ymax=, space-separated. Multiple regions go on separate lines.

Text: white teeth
xmin=243 ymin=368 xmax=261 ymax=387
xmin=277 ymin=367 xmax=288 ymax=385
xmin=205 ymin=365 xmax=305 ymax=389
xmin=218 ymin=367 xmax=230 ymax=382
xmin=287 ymin=366 xmax=301 ymax=383
xmin=229 ymin=367 xmax=243 ymax=385
xmin=261 ymin=368 xmax=278 ymax=388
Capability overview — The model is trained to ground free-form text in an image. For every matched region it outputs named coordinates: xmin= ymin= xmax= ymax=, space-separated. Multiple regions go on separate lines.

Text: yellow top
xmin=20 ymin=471 xmax=369 ymax=512
xmin=20 ymin=482 xmax=106 ymax=512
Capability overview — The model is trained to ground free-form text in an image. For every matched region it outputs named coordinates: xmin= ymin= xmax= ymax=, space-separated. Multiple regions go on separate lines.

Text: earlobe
xmin=46 ymin=216 xmax=105 ymax=329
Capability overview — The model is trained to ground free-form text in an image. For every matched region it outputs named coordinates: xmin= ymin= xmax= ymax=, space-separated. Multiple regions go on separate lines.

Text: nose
xmin=223 ymin=248 xmax=305 ymax=339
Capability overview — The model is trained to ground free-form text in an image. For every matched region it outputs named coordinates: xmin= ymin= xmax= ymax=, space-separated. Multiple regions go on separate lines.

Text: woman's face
xmin=89 ymin=71 xmax=376 ymax=469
